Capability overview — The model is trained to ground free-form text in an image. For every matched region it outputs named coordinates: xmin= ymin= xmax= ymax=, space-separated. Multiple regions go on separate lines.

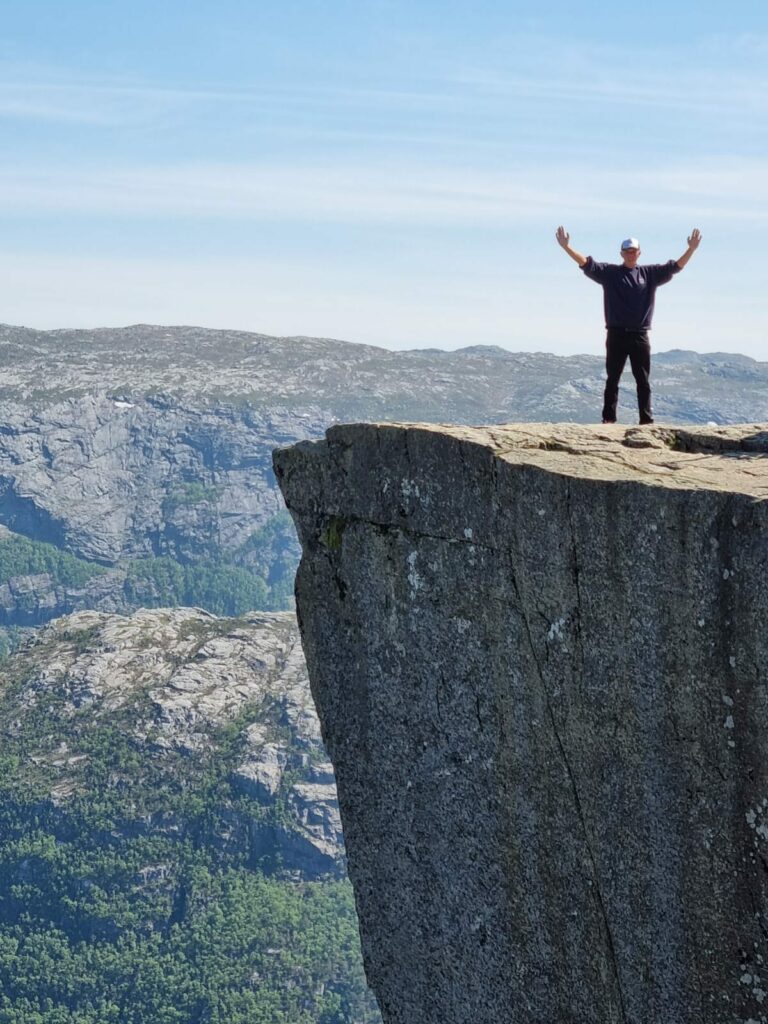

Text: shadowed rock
xmin=275 ymin=421 xmax=768 ymax=1024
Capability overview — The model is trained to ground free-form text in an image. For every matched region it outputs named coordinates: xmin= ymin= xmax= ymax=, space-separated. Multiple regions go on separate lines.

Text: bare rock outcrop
xmin=275 ymin=421 xmax=768 ymax=1024
xmin=1 ymin=607 xmax=344 ymax=877
xmin=0 ymin=392 xmax=322 ymax=564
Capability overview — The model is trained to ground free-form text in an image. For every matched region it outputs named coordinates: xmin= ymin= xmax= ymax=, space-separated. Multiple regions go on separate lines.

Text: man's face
xmin=621 ymin=247 xmax=640 ymax=268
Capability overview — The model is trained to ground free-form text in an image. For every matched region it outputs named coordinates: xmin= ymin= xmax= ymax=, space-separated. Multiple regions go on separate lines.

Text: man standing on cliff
xmin=555 ymin=226 xmax=702 ymax=424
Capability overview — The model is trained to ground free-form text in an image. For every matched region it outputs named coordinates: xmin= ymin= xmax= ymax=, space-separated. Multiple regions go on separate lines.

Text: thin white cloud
xmin=0 ymin=163 xmax=570 ymax=221
xmin=0 ymin=77 xmax=273 ymax=127
xmin=455 ymin=66 xmax=768 ymax=117
xmin=448 ymin=26 xmax=768 ymax=119
xmin=0 ymin=64 xmax=462 ymax=129
xmin=0 ymin=159 xmax=765 ymax=226
xmin=698 ymin=31 xmax=768 ymax=59
xmin=4 ymin=35 xmax=768 ymax=136
xmin=4 ymin=69 xmax=766 ymax=127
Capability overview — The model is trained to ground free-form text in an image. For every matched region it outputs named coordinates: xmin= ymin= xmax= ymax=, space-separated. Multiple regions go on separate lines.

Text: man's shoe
xmin=639 ymin=418 xmax=655 ymax=425
xmin=602 ymin=418 xmax=616 ymax=424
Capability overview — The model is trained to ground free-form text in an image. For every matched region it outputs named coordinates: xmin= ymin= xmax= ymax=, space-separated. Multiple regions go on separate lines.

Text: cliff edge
xmin=274 ymin=422 xmax=768 ymax=1024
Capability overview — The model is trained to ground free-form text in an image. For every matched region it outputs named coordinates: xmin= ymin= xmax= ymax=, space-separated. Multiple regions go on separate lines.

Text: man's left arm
xmin=676 ymin=228 xmax=702 ymax=269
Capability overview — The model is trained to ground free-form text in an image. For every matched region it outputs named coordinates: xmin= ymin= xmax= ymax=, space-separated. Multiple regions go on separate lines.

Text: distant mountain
xmin=1 ymin=322 xmax=766 ymax=424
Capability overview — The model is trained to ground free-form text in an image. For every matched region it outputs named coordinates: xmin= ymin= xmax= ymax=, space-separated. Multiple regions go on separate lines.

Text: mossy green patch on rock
xmin=320 ymin=517 xmax=346 ymax=551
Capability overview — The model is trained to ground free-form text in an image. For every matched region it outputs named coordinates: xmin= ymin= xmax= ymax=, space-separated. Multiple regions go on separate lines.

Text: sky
xmin=2 ymin=0 xmax=768 ymax=357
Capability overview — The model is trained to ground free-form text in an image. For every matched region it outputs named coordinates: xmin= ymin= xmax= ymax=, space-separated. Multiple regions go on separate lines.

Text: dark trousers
xmin=601 ymin=328 xmax=653 ymax=424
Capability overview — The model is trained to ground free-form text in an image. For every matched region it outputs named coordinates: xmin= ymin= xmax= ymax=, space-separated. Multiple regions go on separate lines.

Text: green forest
xmin=0 ymin=858 xmax=377 ymax=1024
xmin=0 ymin=534 xmax=107 ymax=603
xmin=0 ymin=512 xmax=299 ymax=657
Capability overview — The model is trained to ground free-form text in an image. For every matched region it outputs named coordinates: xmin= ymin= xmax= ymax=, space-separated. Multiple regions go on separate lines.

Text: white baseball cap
xmin=621 ymin=237 xmax=640 ymax=250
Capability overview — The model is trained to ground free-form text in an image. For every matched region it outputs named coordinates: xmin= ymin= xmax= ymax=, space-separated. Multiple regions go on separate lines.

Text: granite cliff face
xmin=0 ymin=392 xmax=317 ymax=629
xmin=276 ymin=421 xmax=768 ymax=1024
xmin=0 ymin=392 xmax=319 ymax=565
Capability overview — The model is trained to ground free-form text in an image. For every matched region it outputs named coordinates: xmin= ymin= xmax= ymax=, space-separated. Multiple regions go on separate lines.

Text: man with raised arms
xmin=556 ymin=226 xmax=701 ymax=424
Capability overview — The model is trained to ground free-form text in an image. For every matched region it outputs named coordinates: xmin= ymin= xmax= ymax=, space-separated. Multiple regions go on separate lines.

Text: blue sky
xmin=2 ymin=0 xmax=768 ymax=356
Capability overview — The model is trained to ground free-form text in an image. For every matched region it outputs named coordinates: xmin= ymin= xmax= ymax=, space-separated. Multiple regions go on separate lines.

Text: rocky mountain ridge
xmin=2 ymin=322 xmax=767 ymax=423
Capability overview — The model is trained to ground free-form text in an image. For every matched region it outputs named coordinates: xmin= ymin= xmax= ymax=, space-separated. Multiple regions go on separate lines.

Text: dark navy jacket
xmin=581 ymin=257 xmax=680 ymax=330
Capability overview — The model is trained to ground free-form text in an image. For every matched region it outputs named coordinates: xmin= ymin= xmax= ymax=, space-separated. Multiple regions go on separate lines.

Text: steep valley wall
xmin=275 ymin=421 xmax=768 ymax=1024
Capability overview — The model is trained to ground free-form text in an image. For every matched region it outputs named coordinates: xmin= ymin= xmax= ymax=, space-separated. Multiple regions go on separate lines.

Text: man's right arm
xmin=556 ymin=225 xmax=587 ymax=267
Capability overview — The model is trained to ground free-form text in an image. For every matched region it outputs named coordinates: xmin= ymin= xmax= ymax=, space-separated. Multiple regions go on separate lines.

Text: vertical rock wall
xmin=275 ymin=422 xmax=768 ymax=1024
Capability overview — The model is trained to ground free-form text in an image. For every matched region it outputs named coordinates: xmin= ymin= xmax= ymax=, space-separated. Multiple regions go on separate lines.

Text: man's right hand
xmin=556 ymin=226 xmax=587 ymax=266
